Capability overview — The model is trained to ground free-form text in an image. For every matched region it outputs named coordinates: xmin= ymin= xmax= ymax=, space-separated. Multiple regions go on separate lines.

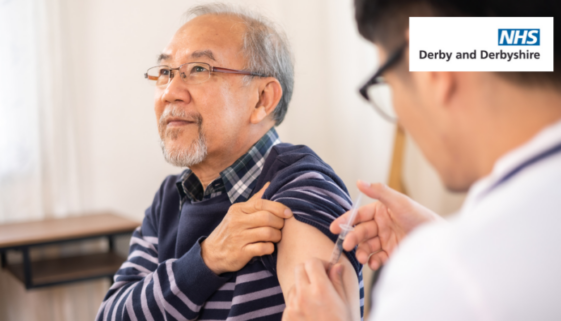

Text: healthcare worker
xmin=282 ymin=0 xmax=561 ymax=320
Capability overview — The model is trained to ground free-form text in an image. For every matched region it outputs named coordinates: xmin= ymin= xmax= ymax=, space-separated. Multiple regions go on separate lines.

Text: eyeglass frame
xmin=359 ymin=43 xmax=408 ymax=123
xmin=144 ymin=62 xmax=267 ymax=86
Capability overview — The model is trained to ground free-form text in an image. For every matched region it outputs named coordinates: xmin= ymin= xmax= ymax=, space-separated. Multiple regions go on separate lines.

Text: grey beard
xmin=158 ymin=107 xmax=208 ymax=168
xmin=160 ymin=133 xmax=207 ymax=168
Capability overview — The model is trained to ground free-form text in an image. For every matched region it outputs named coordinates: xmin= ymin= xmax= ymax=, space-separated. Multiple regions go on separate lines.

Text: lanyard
xmin=488 ymin=141 xmax=561 ymax=192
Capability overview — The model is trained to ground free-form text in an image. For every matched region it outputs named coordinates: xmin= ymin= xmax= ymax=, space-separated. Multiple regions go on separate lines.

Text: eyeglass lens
xmin=366 ymin=78 xmax=397 ymax=122
xmin=146 ymin=62 xmax=212 ymax=86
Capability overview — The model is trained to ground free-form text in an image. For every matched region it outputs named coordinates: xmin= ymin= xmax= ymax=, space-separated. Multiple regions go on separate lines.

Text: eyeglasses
xmin=359 ymin=43 xmax=407 ymax=123
xmin=145 ymin=62 xmax=266 ymax=87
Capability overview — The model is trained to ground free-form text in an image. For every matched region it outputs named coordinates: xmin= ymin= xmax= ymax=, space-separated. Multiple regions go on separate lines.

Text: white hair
xmin=185 ymin=3 xmax=294 ymax=125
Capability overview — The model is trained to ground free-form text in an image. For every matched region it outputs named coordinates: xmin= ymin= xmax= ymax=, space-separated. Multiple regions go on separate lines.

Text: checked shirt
xmin=176 ymin=128 xmax=281 ymax=207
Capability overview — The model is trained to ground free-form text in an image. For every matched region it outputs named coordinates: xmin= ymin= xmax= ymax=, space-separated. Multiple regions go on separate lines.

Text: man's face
xmin=155 ymin=15 xmax=259 ymax=168
xmin=379 ymin=45 xmax=478 ymax=192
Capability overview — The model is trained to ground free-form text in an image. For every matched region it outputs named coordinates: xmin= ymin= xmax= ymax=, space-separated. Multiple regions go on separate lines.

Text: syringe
xmin=328 ymin=193 xmax=363 ymax=271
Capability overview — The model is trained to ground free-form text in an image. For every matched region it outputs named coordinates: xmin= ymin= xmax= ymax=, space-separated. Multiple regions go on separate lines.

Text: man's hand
xmin=282 ymin=259 xmax=352 ymax=321
xmin=330 ymin=181 xmax=443 ymax=270
xmin=201 ymin=182 xmax=293 ymax=275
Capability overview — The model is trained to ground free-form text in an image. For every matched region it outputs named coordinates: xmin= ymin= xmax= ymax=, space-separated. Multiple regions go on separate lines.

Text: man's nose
xmin=161 ymin=72 xmax=192 ymax=104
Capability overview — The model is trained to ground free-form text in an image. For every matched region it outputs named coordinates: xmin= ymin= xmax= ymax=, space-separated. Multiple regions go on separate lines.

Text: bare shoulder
xmin=276 ymin=217 xmax=361 ymax=320
xmin=277 ymin=217 xmax=335 ymax=268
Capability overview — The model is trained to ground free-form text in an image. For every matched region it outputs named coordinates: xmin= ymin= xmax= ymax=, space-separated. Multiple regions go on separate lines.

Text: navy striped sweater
xmin=96 ymin=143 xmax=364 ymax=321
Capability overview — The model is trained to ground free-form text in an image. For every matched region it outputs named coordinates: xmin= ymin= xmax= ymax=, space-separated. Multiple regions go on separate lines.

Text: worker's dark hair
xmin=354 ymin=0 xmax=561 ymax=87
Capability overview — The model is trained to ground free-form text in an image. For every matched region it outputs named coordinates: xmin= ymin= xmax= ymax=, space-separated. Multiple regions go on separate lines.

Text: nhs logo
xmin=498 ymin=29 xmax=540 ymax=45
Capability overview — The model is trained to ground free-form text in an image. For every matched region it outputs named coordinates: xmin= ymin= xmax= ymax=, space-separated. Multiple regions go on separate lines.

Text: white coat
xmin=371 ymin=119 xmax=561 ymax=321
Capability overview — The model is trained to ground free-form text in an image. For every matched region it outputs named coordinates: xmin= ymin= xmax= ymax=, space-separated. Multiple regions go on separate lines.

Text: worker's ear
xmin=402 ymin=27 xmax=458 ymax=111
xmin=431 ymin=72 xmax=457 ymax=109
xmin=410 ymin=71 xmax=457 ymax=116
xmin=250 ymin=77 xmax=283 ymax=124
xmin=402 ymin=29 xmax=457 ymax=112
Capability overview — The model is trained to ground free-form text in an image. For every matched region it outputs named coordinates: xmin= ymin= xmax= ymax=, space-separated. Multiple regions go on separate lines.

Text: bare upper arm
xmin=277 ymin=216 xmax=361 ymax=321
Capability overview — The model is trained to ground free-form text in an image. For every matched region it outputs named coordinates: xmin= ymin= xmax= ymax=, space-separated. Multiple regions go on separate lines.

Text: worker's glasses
xmin=359 ymin=43 xmax=407 ymax=123
xmin=145 ymin=62 xmax=266 ymax=87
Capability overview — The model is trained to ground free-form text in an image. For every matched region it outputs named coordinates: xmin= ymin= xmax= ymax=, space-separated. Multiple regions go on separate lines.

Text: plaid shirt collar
xmin=176 ymin=128 xmax=280 ymax=206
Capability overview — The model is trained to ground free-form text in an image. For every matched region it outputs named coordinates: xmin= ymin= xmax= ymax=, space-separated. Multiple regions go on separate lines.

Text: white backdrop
xmin=0 ymin=0 xmax=462 ymax=320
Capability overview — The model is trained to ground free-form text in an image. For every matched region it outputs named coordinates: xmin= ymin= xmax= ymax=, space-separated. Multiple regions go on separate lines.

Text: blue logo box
xmin=498 ymin=29 xmax=540 ymax=46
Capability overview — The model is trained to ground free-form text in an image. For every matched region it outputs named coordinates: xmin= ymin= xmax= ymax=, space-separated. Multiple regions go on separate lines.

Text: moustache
xmin=158 ymin=107 xmax=203 ymax=129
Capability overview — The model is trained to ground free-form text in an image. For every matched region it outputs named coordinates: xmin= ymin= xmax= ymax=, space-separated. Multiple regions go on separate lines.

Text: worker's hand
xmin=201 ymin=182 xmax=293 ymax=275
xmin=331 ymin=181 xmax=443 ymax=270
xmin=282 ymin=259 xmax=352 ymax=321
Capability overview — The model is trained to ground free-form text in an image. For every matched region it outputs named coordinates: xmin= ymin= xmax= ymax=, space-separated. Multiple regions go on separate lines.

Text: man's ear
xmin=250 ymin=78 xmax=283 ymax=124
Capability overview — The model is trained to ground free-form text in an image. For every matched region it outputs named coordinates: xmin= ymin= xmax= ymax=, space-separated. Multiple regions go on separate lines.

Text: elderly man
xmin=96 ymin=4 xmax=362 ymax=321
